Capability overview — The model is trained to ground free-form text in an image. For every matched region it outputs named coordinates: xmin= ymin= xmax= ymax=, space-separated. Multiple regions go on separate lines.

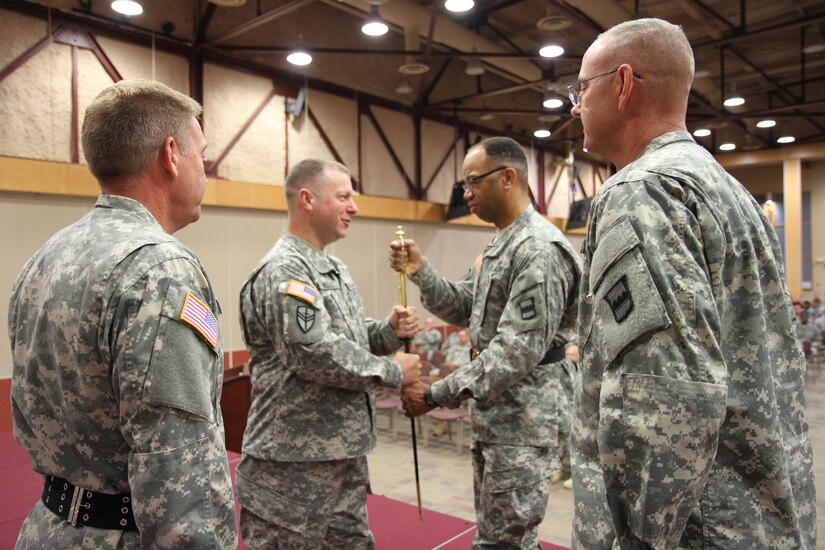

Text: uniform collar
xmin=601 ymin=131 xmax=695 ymax=194
xmin=282 ymin=232 xmax=339 ymax=274
xmin=485 ymin=204 xmax=534 ymax=257
xmin=95 ymin=194 xmax=166 ymax=232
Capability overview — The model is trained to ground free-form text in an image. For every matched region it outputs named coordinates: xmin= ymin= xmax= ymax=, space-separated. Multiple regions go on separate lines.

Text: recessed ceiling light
xmin=539 ymin=44 xmax=564 ymax=58
xmin=756 ymin=119 xmax=776 ymax=128
xmin=719 ymin=143 xmax=736 ymax=151
xmin=287 ymin=51 xmax=312 ymax=66
xmin=777 ymin=135 xmax=796 ymax=144
xmin=693 ymin=128 xmax=711 ymax=137
xmin=111 ymin=0 xmax=142 ymax=16
xmin=534 ymin=129 xmax=551 ymax=138
xmin=445 ymin=0 xmax=474 ymax=12
xmin=542 ymin=97 xmax=564 ymax=109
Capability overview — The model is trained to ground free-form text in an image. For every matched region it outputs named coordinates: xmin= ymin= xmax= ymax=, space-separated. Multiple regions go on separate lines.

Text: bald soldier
xmin=570 ymin=18 xmax=816 ymax=548
xmin=9 ymin=80 xmax=237 ymax=548
xmin=391 ymin=137 xmax=582 ymax=549
xmin=237 ymin=159 xmax=421 ymax=548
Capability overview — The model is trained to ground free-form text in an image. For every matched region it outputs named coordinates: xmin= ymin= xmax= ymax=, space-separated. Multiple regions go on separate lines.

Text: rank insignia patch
xmin=605 ymin=276 xmax=633 ymax=323
xmin=296 ymin=305 xmax=316 ymax=333
xmin=518 ymin=297 xmax=536 ymax=321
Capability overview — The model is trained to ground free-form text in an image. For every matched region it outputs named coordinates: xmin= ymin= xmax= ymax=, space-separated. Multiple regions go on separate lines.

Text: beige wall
xmin=0 ymin=190 xmax=583 ymax=379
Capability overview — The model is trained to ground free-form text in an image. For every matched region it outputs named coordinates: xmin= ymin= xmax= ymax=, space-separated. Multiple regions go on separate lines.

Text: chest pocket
xmin=589 ymin=217 xmax=670 ymax=367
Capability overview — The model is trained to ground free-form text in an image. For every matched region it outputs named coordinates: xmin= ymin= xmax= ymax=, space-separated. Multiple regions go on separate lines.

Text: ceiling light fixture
xmin=756 ymin=119 xmax=776 ymax=128
xmin=111 ymin=0 xmax=143 ymax=16
xmin=445 ymin=0 xmax=474 ymax=13
xmin=395 ymin=76 xmax=413 ymax=94
xmin=465 ymin=48 xmax=484 ymax=76
xmin=534 ymin=128 xmax=551 ymax=138
xmin=719 ymin=142 xmax=736 ymax=151
xmin=539 ymin=44 xmax=564 ymax=58
xmin=693 ymin=128 xmax=711 ymax=137
xmin=723 ymin=83 xmax=745 ymax=107
xmin=777 ymin=135 xmax=796 ymax=144
xmin=542 ymin=94 xmax=564 ymax=109
xmin=803 ymin=24 xmax=825 ymax=55
xmin=287 ymin=50 xmax=312 ymax=66
xmin=361 ymin=5 xmax=389 ymax=36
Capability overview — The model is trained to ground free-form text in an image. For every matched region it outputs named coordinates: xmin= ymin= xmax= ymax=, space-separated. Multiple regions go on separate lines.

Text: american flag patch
xmin=474 ymin=254 xmax=483 ymax=273
xmin=180 ymin=292 xmax=218 ymax=348
xmin=286 ymin=280 xmax=318 ymax=305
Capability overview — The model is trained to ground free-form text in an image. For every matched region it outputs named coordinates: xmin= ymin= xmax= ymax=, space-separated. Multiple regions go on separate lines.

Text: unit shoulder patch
xmin=605 ymin=275 xmax=633 ymax=323
xmin=179 ymin=291 xmax=218 ymax=348
xmin=286 ymin=279 xmax=318 ymax=305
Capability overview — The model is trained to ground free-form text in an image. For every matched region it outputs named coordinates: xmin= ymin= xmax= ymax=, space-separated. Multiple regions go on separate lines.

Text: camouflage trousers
xmin=16 ymin=499 xmax=140 ymax=549
xmin=471 ymin=442 xmax=555 ymax=549
xmin=236 ymin=454 xmax=375 ymax=550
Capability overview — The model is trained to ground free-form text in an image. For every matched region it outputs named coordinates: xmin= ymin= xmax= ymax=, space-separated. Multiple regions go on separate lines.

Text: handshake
xmin=393 ymin=351 xmax=434 ymax=419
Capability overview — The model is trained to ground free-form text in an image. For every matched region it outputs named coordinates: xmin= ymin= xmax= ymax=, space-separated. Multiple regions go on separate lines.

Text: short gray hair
xmin=285 ymin=159 xmax=351 ymax=207
xmin=599 ymin=18 xmax=694 ymax=104
xmin=81 ymin=80 xmax=202 ymax=185
xmin=469 ymin=137 xmax=528 ymax=187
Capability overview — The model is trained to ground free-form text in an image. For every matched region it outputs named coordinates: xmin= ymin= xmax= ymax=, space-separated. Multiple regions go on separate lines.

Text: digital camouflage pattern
xmin=554 ymin=358 xmax=576 ymax=480
xmin=236 ymin=455 xmax=373 ymax=549
xmin=238 ymin=232 xmax=405 ymax=543
xmin=408 ymin=205 xmax=582 ymax=547
xmin=239 ymin=232 xmax=405 ymax=462
xmin=573 ymin=132 xmax=816 ymax=549
xmin=9 ymin=195 xmax=237 ymax=549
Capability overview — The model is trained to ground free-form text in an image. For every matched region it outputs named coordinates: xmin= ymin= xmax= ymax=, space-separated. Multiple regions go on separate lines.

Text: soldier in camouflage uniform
xmin=412 ymin=317 xmax=443 ymax=354
xmin=570 ymin=18 xmax=816 ymax=549
xmin=390 ymin=137 xmax=582 ymax=549
xmin=8 ymin=80 xmax=238 ymax=548
xmin=237 ymin=159 xmax=421 ymax=549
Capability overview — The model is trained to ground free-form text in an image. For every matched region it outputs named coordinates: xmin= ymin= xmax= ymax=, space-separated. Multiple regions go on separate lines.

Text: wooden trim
xmin=716 ymin=141 xmax=825 ymax=168
xmin=0 ymin=156 xmax=575 ymax=231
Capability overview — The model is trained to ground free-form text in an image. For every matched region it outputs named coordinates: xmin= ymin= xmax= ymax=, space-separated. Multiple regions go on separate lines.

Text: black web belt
xmin=42 ymin=475 xmax=137 ymax=531
xmin=470 ymin=344 xmax=566 ymax=365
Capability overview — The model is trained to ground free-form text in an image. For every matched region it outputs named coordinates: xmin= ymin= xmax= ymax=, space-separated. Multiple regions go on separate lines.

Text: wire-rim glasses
xmin=567 ymin=67 xmax=641 ymax=105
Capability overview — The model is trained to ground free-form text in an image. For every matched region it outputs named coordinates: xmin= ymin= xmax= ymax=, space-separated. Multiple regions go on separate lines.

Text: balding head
xmin=596 ymin=18 xmax=694 ymax=111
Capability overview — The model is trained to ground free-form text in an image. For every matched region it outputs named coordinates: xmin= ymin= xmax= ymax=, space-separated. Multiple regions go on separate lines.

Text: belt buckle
xmin=67 ymin=485 xmax=84 ymax=527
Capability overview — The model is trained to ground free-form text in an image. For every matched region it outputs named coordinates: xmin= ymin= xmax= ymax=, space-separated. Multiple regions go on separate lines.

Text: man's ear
xmin=297 ymin=187 xmax=314 ymax=209
xmin=501 ymin=167 xmax=517 ymax=190
xmin=160 ymin=136 xmax=179 ymax=178
xmin=616 ymin=64 xmax=635 ymax=111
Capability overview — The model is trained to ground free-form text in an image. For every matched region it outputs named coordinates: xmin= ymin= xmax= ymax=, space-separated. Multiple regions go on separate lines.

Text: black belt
xmin=470 ymin=344 xmax=566 ymax=365
xmin=42 ymin=475 xmax=137 ymax=531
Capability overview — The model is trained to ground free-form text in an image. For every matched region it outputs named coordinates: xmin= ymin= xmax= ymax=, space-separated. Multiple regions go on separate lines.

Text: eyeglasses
xmin=462 ymin=166 xmax=508 ymax=193
xmin=567 ymin=67 xmax=641 ymax=105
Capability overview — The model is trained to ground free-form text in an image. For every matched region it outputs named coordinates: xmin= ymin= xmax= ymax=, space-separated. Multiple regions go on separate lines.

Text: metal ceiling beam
xmin=207 ymin=0 xmax=315 ymax=45
xmin=429 ymin=78 xmax=548 ymax=107
xmin=692 ymin=10 xmax=825 ymax=49
xmin=219 ymin=45 xmax=581 ymax=60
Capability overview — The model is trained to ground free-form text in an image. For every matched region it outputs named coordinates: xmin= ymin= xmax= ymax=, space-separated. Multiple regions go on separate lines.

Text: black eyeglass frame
xmin=567 ymin=66 xmax=642 ymax=105
xmin=462 ymin=166 xmax=509 ymax=193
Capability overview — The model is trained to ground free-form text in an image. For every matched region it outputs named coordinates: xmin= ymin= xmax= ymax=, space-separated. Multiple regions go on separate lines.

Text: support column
xmin=783 ymin=158 xmax=803 ymax=298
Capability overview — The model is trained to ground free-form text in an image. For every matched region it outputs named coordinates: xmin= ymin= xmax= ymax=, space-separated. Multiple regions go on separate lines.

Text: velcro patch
xmin=286 ymin=279 xmax=318 ymax=305
xmin=474 ymin=254 xmax=483 ymax=273
xmin=180 ymin=292 xmax=218 ymax=348
xmin=604 ymin=276 xmax=633 ymax=323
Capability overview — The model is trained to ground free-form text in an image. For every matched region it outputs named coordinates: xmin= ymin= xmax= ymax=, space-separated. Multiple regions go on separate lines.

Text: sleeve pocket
xmin=142 ymin=282 xmax=218 ymax=421
xmin=618 ymin=373 xmax=727 ymax=541
xmin=591 ymin=217 xmax=670 ymax=366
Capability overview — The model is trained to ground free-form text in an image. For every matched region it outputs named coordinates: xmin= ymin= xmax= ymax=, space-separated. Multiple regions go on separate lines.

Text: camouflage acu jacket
xmin=411 ymin=205 xmax=581 ymax=447
xmin=9 ymin=195 xmax=237 ymax=548
xmin=239 ymin=232 xmax=404 ymax=462
xmin=573 ymin=132 xmax=816 ymax=549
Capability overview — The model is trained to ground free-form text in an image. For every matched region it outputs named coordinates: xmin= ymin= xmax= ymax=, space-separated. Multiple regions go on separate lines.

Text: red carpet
xmin=3 ymin=433 xmax=566 ymax=549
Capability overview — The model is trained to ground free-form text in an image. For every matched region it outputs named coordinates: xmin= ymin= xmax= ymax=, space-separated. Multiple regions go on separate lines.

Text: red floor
xmin=2 ymin=432 xmax=566 ymax=549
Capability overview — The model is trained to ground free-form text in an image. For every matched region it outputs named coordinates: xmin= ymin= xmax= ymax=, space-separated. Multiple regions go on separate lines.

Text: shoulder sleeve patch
xmin=179 ymin=291 xmax=218 ymax=349
xmin=474 ymin=254 xmax=483 ymax=273
xmin=286 ymin=279 xmax=319 ymax=305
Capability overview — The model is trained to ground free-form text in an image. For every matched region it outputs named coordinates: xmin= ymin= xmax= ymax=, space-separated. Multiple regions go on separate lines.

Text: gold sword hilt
xmin=395 ymin=226 xmax=408 ymax=308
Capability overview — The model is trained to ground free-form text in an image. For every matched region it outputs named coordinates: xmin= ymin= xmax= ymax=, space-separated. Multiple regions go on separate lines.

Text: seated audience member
xmin=430 ymin=329 xmax=472 ymax=437
xmin=412 ymin=317 xmax=442 ymax=358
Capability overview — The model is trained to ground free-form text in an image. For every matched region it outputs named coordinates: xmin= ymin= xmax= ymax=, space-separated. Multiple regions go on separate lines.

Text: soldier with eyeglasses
xmin=389 ymin=136 xmax=582 ymax=549
xmin=570 ymin=18 xmax=816 ymax=549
